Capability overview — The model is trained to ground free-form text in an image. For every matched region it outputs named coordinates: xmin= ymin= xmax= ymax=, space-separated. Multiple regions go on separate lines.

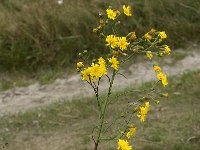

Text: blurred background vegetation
xmin=0 ymin=0 xmax=199 ymax=72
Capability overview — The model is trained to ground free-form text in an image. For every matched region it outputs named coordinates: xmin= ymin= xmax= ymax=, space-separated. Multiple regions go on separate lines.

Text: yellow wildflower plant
xmin=106 ymin=35 xmax=118 ymax=49
xmin=126 ymin=126 xmax=136 ymax=139
xmin=153 ymin=65 xmax=161 ymax=73
xmin=137 ymin=101 xmax=150 ymax=122
xmin=108 ymin=56 xmax=120 ymax=70
xmin=123 ymin=5 xmax=132 ymax=16
xmin=159 ymin=31 xmax=167 ymax=39
xmin=117 ymin=37 xmax=130 ymax=51
xmin=164 ymin=45 xmax=171 ymax=55
xmin=118 ymin=139 xmax=132 ymax=150
xmin=146 ymin=51 xmax=153 ymax=59
xmin=106 ymin=8 xmax=117 ymax=20
xmin=77 ymin=4 xmax=171 ymax=150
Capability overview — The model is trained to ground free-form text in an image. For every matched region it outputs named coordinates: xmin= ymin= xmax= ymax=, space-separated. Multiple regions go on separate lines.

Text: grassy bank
xmin=0 ymin=0 xmax=199 ymax=71
xmin=0 ymin=70 xmax=199 ymax=149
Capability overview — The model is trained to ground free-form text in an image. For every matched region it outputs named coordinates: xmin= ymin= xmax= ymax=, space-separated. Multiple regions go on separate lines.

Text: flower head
xmin=108 ymin=56 xmax=120 ymax=70
xmin=77 ymin=62 xmax=84 ymax=71
xmin=98 ymin=57 xmax=107 ymax=76
xmin=146 ymin=51 xmax=153 ymax=60
xmin=118 ymin=139 xmax=132 ymax=150
xmin=127 ymin=32 xmax=137 ymax=41
xmin=164 ymin=46 xmax=171 ymax=55
xmin=123 ymin=5 xmax=132 ymax=16
xmin=144 ymin=33 xmax=152 ymax=41
xmin=159 ymin=31 xmax=167 ymax=39
xmin=153 ymin=65 xmax=161 ymax=72
xmin=106 ymin=8 xmax=117 ymax=20
xmin=81 ymin=67 xmax=92 ymax=83
xmin=157 ymin=72 xmax=168 ymax=87
xmin=106 ymin=35 xmax=118 ymax=49
xmin=117 ymin=37 xmax=130 ymax=51
xmin=126 ymin=126 xmax=136 ymax=139
xmin=137 ymin=101 xmax=150 ymax=122
xmin=150 ymin=28 xmax=156 ymax=34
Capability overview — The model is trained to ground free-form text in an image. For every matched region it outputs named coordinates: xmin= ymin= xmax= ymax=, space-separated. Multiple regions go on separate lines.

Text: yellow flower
xmin=108 ymin=56 xmax=120 ymax=70
xmin=161 ymin=77 xmax=168 ymax=87
xmin=117 ymin=37 xmax=130 ymax=51
xmin=150 ymin=28 xmax=156 ymax=34
xmin=98 ymin=57 xmax=105 ymax=65
xmin=137 ymin=102 xmax=150 ymax=122
xmin=164 ymin=46 xmax=171 ymax=55
xmin=118 ymin=139 xmax=132 ymax=150
xmin=98 ymin=57 xmax=107 ymax=76
xmin=81 ymin=67 xmax=92 ymax=83
xmin=106 ymin=35 xmax=118 ymax=49
xmin=144 ymin=33 xmax=152 ymax=41
xmin=126 ymin=126 xmax=136 ymax=139
xmin=157 ymin=72 xmax=165 ymax=80
xmin=146 ymin=51 xmax=153 ymax=60
xmin=159 ymin=31 xmax=167 ymax=39
xmin=77 ymin=62 xmax=84 ymax=70
xmin=157 ymin=72 xmax=168 ymax=87
xmin=90 ymin=63 xmax=101 ymax=82
xmin=153 ymin=65 xmax=161 ymax=72
xmin=106 ymin=8 xmax=117 ymax=20
xmin=123 ymin=5 xmax=132 ymax=16
xmin=127 ymin=32 xmax=137 ymax=41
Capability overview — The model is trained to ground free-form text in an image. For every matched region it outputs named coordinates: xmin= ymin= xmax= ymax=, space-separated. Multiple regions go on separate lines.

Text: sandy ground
xmin=0 ymin=49 xmax=200 ymax=115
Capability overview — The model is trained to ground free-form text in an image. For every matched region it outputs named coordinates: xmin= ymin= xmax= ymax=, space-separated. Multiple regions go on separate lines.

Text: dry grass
xmin=0 ymin=0 xmax=199 ymax=71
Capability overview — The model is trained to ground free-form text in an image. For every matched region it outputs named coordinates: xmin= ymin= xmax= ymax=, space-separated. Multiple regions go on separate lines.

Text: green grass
xmin=0 ymin=0 xmax=199 ymax=71
xmin=0 ymin=71 xmax=200 ymax=149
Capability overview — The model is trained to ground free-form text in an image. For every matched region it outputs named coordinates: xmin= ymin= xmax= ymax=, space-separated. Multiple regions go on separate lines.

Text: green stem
xmin=94 ymin=70 xmax=116 ymax=150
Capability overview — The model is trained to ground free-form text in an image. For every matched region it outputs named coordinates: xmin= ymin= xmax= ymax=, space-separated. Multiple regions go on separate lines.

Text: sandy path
xmin=0 ymin=49 xmax=200 ymax=115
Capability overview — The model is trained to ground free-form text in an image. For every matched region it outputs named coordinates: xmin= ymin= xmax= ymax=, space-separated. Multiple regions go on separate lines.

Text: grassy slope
xmin=0 ymin=0 xmax=199 ymax=71
xmin=0 ymin=71 xmax=200 ymax=149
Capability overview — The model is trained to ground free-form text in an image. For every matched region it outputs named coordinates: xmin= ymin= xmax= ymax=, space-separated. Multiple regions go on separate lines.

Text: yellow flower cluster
xmin=146 ymin=51 xmax=153 ymax=59
xmin=153 ymin=65 xmax=168 ymax=87
xmin=126 ymin=126 xmax=136 ymax=139
xmin=118 ymin=139 xmax=132 ymax=150
xmin=106 ymin=5 xmax=132 ymax=20
xmin=137 ymin=101 xmax=150 ymax=122
xmin=106 ymin=35 xmax=130 ymax=51
xmin=108 ymin=56 xmax=120 ymax=70
xmin=123 ymin=5 xmax=132 ymax=16
xmin=81 ymin=57 xmax=107 ymax=83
